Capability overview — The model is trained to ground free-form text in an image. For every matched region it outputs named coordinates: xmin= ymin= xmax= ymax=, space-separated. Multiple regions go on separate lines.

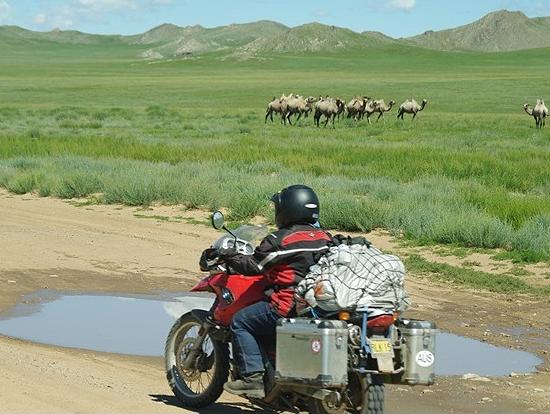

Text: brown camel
xmin=285 ymin=95 xmax=317 ymax=125
xmin=265 ymin=95 xmax=289 ymax=125
xmin=314 ymin=97 xmax=345 ymax=128
xmin=397 ymin=98 xmax=428 ymax=120
xmin=346 ymin=97 xmax=370 ymax=121
xmin=373 ymin=99 xmax=395 ymax=122
xmin=364 ymin=99 xmax=380 ymax=123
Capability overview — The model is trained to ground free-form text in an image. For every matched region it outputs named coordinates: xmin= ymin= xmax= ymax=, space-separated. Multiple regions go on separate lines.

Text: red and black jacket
xmin=222 ymin=223 xmax=331 ymax=317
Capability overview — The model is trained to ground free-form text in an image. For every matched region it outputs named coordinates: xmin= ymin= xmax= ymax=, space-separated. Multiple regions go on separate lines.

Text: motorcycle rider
xmin=202 ymin=185 xmax=331 ymax=398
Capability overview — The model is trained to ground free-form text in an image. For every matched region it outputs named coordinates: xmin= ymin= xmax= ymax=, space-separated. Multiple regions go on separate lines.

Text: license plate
xmin=370 ymin=339 xmax=393 ymax=355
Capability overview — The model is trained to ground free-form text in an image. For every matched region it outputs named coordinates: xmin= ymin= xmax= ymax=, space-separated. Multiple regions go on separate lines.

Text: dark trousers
xmin=231 ymin=301 xmax=280 ymax=376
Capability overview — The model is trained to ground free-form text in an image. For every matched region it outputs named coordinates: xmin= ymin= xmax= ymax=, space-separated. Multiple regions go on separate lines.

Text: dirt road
xmin=0 ymin=190 xmax=548 ymax=414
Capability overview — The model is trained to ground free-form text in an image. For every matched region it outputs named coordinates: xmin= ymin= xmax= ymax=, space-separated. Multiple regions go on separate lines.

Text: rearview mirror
xmin=211 ymin=211 xmax=225 ymax=230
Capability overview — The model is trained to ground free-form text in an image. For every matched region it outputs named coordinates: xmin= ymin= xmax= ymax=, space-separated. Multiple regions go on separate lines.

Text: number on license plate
xmin=370 ymin=340 xmax=393 ymax=354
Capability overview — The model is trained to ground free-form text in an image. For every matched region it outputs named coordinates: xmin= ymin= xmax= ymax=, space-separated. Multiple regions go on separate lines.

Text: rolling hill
xmin=406 ymin=10 xmax=550 ymax=52
xmin=0 ymin=25 xmax=124 ymax=45
xmin=231 ymin=23 xmax=397 ymax=58
xmin=133 ymin=20 xmax=289 ymax=58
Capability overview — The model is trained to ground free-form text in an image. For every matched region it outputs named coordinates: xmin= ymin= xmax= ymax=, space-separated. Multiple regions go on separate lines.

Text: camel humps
xmin=346 ymin=97 xmax=392 ymax=123
xmin=523 ymin=99 xmax=548 ymax=129
xmin=265 ymin=95 xmax=289 ymax=125
xmin=285 ymin=95 xmax=317 ymax=125
xmin=397 ymin=98 xmax=428 ymax=120
xmin=346 ymin=96 xmax=370 ymax=121
xmin=363 ymin=99 xmax=380 ymax=123
xmin=372 ymin=99 xmax=395 ymax=122
xmin=314 ymin=97 xmax=345 ymax=128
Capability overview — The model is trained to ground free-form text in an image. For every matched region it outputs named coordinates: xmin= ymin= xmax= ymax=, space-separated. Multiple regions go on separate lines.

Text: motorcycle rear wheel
xmin=165 ymin=311 xmax=230 ymax=408
xmin=309 ymin=373 xmax=384 ymax=414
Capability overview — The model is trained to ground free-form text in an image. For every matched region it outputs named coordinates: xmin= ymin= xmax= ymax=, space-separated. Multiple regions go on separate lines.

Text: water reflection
xmin=163 ymin=295 xmax=214 ymax=320
xmin=0 ymin=291 xmax=542 ymax=376
xmin=436 ymin=332 xmax=541 ymax=376
xmin=0 ymin=291 xmax=214 ymax=356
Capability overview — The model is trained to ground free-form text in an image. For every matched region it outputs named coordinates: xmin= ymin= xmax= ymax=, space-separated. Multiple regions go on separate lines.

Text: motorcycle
xmin=165 ymin=211 xmax=437 ymax=414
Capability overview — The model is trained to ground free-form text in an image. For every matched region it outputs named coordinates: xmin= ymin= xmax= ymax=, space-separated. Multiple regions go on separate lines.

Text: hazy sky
xmin=1 ymin=0 xmax=550 ymax=38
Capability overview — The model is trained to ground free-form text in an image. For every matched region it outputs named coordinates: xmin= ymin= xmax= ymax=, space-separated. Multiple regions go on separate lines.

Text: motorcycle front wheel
xmin=165 ymin=311 xmax=230 ymax=408
xmin=309 ymin=373 xmax=384 ymax=414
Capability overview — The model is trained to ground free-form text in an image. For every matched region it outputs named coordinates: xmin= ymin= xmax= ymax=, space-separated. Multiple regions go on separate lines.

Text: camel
xmin=335 ymin=97 xmax=346 ymax=120
xmin=397 ymin=98 xmax=428 ymax=120
xmin=523 ymin=99 xmax=548 ymax=129
xmin=346 ymin=97 xmax=370 ymax=121
xmin=346 ymin=97 xmax=362 ymax=120
xmin=372 ymin=99 xmax=395 ymax=122
xmin=285 ymin=95 xmax=317 ymax=125
xmin=363 ymin=99 xmax=381 ymax=123
xmin=304 ymin=96 xmax=317 ymax=118
xmin=314 ymin=97 xmax=344 ymax=128
xmin=265 ymin=95 xmax=289 ymax=125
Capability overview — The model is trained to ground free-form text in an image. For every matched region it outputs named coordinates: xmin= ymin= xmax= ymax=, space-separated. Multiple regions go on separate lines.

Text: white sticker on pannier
xmin=415 ymin=350 xmax=435 ymax=367
xmin=311 ymin=339 xmax=322 ymax=354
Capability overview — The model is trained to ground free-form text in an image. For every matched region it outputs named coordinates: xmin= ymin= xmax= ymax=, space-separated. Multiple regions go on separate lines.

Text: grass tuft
xmin=405 ymin=255 xmax=532 ymax=294
xmin=511 ymin=215 xmax=550 ymax=262
xmin=5 ymin=172 xmax=37 ymax=194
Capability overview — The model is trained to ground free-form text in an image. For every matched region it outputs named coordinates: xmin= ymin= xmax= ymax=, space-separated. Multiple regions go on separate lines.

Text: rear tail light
xmin=367 ymin=314 xmax=395 ymax=329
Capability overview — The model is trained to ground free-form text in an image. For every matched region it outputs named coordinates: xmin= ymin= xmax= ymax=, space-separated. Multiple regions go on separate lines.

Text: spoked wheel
xmin=309 ymin=373 xmax=384 ymax=414
xmin=165 ymin=311 xmax=229 ymax=408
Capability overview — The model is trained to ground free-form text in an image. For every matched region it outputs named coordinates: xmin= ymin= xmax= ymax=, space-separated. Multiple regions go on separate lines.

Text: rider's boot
xmin=224 ymin=372 xmax=265 ymax=398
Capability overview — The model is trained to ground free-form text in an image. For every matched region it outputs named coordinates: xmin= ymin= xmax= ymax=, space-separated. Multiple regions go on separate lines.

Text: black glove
xmin=217 ymin=247 xmax=239 ymax=260
xmin=199 ymin=248 xmax=219 ymax=271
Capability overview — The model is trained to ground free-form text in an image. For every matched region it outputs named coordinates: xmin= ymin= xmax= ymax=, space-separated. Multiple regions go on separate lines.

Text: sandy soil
xmin=0 ymin=189 xmax=549 ymax=414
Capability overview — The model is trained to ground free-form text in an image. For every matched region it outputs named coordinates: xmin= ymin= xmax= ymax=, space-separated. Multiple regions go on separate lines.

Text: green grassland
xmin=0 ymin=39 xmax=549 ymax=262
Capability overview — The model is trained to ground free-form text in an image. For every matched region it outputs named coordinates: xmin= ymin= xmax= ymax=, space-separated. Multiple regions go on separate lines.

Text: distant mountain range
xmin=1 ymin=10 xmax=549 ymax=59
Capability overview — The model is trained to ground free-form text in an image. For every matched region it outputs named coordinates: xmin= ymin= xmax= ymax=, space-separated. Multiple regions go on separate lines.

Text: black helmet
xmin=271 ymin=185 xmax=320 ymax=229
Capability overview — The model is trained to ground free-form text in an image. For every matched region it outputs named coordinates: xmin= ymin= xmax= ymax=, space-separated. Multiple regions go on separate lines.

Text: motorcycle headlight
xmin=221 ymin=287 xmax=234 ymax=304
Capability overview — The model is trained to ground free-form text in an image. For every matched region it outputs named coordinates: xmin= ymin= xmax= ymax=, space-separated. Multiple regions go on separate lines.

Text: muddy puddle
xmin=0 ymin=290 xmax=542 ymax=376
xmin=0 ymin=290 xmax=215 ymax=356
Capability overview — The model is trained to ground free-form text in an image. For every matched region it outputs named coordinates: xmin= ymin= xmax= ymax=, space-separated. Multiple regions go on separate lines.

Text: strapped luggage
xmin=296 ymin=235 xmax=410 ymax=312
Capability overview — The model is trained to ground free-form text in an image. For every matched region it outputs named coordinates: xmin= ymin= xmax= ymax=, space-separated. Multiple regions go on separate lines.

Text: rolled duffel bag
xmin=297 ymin=240 xmax=411 ymax=312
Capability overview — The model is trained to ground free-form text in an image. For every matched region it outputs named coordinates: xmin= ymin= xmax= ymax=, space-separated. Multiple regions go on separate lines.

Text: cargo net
xmin=297 ymin=243 xmax=411 ymax=312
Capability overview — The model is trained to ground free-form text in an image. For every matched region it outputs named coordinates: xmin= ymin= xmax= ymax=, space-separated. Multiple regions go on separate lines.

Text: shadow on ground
xmin=149 ymin=394 xmax=275 ymax=413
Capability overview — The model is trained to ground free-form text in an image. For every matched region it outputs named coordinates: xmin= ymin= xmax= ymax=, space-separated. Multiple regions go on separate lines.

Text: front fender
xmin=189 ymin=309 xmax=209 ymax=324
